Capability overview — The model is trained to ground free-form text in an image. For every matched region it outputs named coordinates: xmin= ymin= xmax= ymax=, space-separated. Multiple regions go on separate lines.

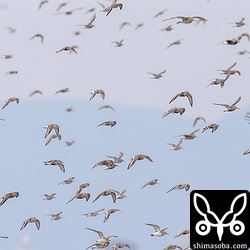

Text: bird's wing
xmin=145 ymin=223 xmax=160 ymax=231
xmin=232 ymin=96 xmax=241 ymax=106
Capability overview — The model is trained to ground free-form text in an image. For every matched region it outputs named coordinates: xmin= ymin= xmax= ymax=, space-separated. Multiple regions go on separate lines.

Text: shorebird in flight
xmin=213 ymin=96 xmax=241 ymax=112
xmin=141 ymin=179 xmax=159 ymax=188
xmin=173 ymin=229 xmax=190 ymax=238
xmin=166 ymin=39 xmax=183 ymax=49
xmin=103 ymin=208 xmax=121 ymax=222
xmin=98 ymin=105 xmax=115 ymax=111
xmin=206 ymin=74 xmax=230 ymax=88
xmin=179 ymin=129 xmax=199 ymax=140
xmin=218 ymin=62 xmax=241 ymax=76
xmin=2 ymin=97 xmax=19 ymax=109
xmin=20 ymin=217 xmax=40 ymax=230
xmin=53 ymin=7 xmax=84 ymax=15
xmin=97 ymin=121 xmax=117 ymax=127
xmin=58 ymin=177 xmax=75 ymax=185
xmin=66 ymin=192 xmax=90 ymax=204
xmin=65 ymin=140 xmax=75 ymax=146
xmin=54 ymin=88 xmax=70 ymax=95
xmin=233 ymin=17 xmax=246 ymax=27
xmin=153 ymin=9 xmax=168 ymax=18
xmin=83 ymin=208 xmax=105 ymax=217
xmin=29 ymin=90 xmax=43 ymax=97
xmin=47 ymin=211 xmax=63 ymax=220
xmin=162 ymin=16 xmax=207 ymax=24
xmin=193 ymin=116 xmax=206 ymax=126
xmin=202 ymin=123 xmax=219 ymax=133
xmin=167 ymin=183 xmax=190 ymax=193
xmin=90 ymin=89 xmax=105 ymax=101
xmin=169 ymin=91 xmax=193 ymax=107
xmin=92 ymin=189 xmax=117 ymax=203
xmin=106 ymin=0 xmax=123 ymax=16
xmin=222 ymin=33 xmax=250 ymax=45
xmin=76 ymin=183 xmax=90 ymax=195
xmin=162 ymin=107 xmax=185 ymax=118
xmin=42 ymin=193 xmax=56 ymax=200
xmin=147 ymin=69 xmax=166 ymax=79
xmin=111 ymin=39 xmax=124 ymax=47
xmin=56 ymin=46 xmax=78 ymax=54
xmin=145 ymin=223 xmax=169 ymax=236
xmin=43 ymin=159 xmax=65 ymax=172
xmin=167 ymin=138 xmax=183 ymax=150
xmin=164 ymin=244 xmax=183 ymax=250
xmin=93 ymin=160 xmax=117 ymax=170
xmin=44 ymin=124 xmax=60 ymax=139
xmin=86 ymin=227 xmax=118 ymax=244
xmin=29 ymin=33 xmax=44 ymax=43
xmin=107 ymin=152 xmax=124 ymax=163
xmin=112 ymin=189 xmax=127 ymax=200
xmin=79 ymin=13 xmax=96 ymax=29
xmin=119 ymin=22 xmax=131 ymax=30
xmin=0 ymin=192 xmax=19 ymax=206
xmin=112 ymin=243 xmax=131 ymax=250
xmin=127 ymin=154 xmax=153 ymax=169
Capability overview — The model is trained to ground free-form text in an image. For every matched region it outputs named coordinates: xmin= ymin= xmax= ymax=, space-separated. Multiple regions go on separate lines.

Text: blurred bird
xmin=56 ymin=46 xmax=78 ymax=54
xmin=2 ymin=54 xmax=13 ymax=59
xmin=43 ymin=159 xmax=65 ymax=172
xmin=202 ymin=123 xmax=219 ymax=133
xmin=243 ymin=149 xmax=250 ymax=155
xmin=97 ymin=121 xmax=117 ymax=127
xmin=153 ymin=9 xmax=168 ymax=18
xmin=98 ymin=105 xmax=115 ymax=111
xmin=29 ymin=90 xmax=43 ymax=97
xmin=43 ymin=193 xmax=56 ymax=200
xmin=4 ymin=70 xmax=18 ymax=75
xmin=111 ymin=39 xmax=124 ymax=47
xmin=233 ymin=17 xmax=246 ymax=27
xmin=107 ymin=152 xmax=124 ymax=163
xmin=20 ymin=217 xmax=40 ymax=230
xmin=147 ymin=69 xmax=166 ymax=79
xmin=45 ymin=133 xmax=61 ymax=146
xmin=103 ymin=208 xmax=121 ymax=222
xmin=167 ymin=184 xmax=190 ymax=193
xmin=0 ymin=192 xmax=19 ymax=206
xmin=2 ymin=97 xmax=19 ymax=109
xmin=134 ymin=23 xmax=144 ymax=31
xmin=180 ymin=129 xmax=199 ymax=140
xmin=213 ymin=96 xmax=241 ymax=112
xmin=160 ymin=25 xmax=173 ymax=32
xmin=174 ymin=229 xmax=190 ymax=238
xmin=90 ymin=89 xmax=105 ymax=101
xmin=83 ymin=208 xmax=105 ymax=217
xmin=53 ymin=7 xmax=84 ymax=15
xmin=145 ymin=223 xmax=169 ymax=236
xmin=169 ymin=91 xmax=193 ymax=107
xmin=38 ymin=0 xmax=48 ymax=10
xmin=47 ymin=211 xmax=63 ymax=220
xmin=58 ymin=177 xmax=75 ymax=185
xmin=65 ymin=107 xmax=74 ymax=112
xmin=56 ymin=2 xmax=69 ymax=11
xmin=54 ymin=88 xmax=70 ymax=95
xmin=44 ymin=124 xmax=60 ymax=139
xmin=65 ymin=140 xmax=75 ymax=146
xmin=165 ymin=39 xmax=183 ymax=49
xmin=0 ymin=236 xmax=9 ymax=239
xmin=119 ymin=22 xmax=131 ymax=30
xmin=79 ymin=13 xmax=96 ymax=29
xmin=164 ymin=244 xmax=183 ymax=250
xmin=66 ymin=192 xmax=90 ymax=204
xmin=29 ymin=33 xmax=44 ymax=43
xmin=163 ymin=16 xmax=207 ymax=24
xmin=112 ymin=243 xmax=130 ymax=250
xmin=167 ymin=139 xmax=183 ymax=150
xmin=193 ymin=116 xmax=206 ymax=127
xmin=141 ymin=179 xmax=159 ymax=188
xmin=127 ymin=154 xmax=153 ymax=169
xmin=106 ymin=0 xmax=123 ymax=16
xmin=162 ymin=107 xmax=185 ymax=118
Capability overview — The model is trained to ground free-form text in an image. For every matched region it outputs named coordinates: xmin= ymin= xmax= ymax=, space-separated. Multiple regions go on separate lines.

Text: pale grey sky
xmin=0 ymin=0 xmax=250 ymax=250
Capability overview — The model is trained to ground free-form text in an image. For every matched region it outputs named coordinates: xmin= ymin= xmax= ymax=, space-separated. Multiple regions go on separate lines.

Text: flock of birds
xmin=1 ymin=0 xmax=250 ymax=250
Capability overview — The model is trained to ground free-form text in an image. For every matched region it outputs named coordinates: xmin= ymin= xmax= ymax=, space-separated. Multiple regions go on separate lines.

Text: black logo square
xmin=190 ymin=190 xmax=249 ymax=250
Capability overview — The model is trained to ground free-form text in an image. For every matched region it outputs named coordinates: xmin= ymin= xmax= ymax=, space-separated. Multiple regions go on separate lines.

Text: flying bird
xmin=173 ymin=229 xmax=190 ymax=238
xmin=86 ymin=227 xmax=118 ymax=244
xmin=107 ymin=152 xmax=124 ymax=163
xmin=193 ymin=116 xmax=206 ymax=127
xmin=167 ymin=184 xmax=190 ymax=193
xmin=45 ymin=133 xmax=61 ymax=146
xmin=162 ymin=107 xmax=185 ymax=118
xmin=44 ymin=124 xmax=60 ymax=139
xmin=127 ymin=154 xmax=153 ymax=169
xmin=29 ymin=33 xmax=44 ymax=43
xmin=93 ymin=160 xmax=117 ymax=170
xmin=56 ymin=46 xmax=78 ymax=54
xmin=20 ymin=217 xmax=40 ymax=230
xmin=233 ymin=17 xmax=246 ymax=27
xmin=2 ymin=97 xmax=19 ymax=109
xmin=47 ymin=211 xmax=63 ymax=220
xmin=111 ymin=39 xmax=124 ymax=47
xmin=103 ymin=208 xmax=121 ymax=222
xmin=147 ymin=69 xmax=166 ymax=79
xmin=42 ymin=193 xmax=56 ymax=200
xmin=83 ymin=208 xmax=105 ymax=217
xmin=165 ymin=39 xmax=183 ymax=49
xmin=92 ymin=189 xmax=117 ymax=203
xmin=29 ymin=90 xmax=43 ymax=97
xmin=163 ymin=16 xmax=207 ymax=24
xmin=180 ymin=129 xmax=199 ymax=140
xmin=43 ymin=160 xmax=65 ymax=172
xmin=66 ymin=192 xmax=90 ymax=204
xmin=213 ymin=96 xmax=241 ymax=112
xmin=0 ymin=192 xmax=19 ymax=206
xmin=202 ymin=123 xmax=219 ymax=133
xmin=58 ymin=177 xmax=75 ymax=185
xmin=206 ymin=74 xmax=230 ymax=88
xmin=164 ymin=245 xmax=183 ymax=250
xmin=98 ymin=105 xmax=115 ymax=111
xmin=54 ymin=88 xmax=70 ymax=95
xmin=169 ymin=91 xmax=193 ymax=107
xmin=141 ymin=179 xmax=159 ymax=188
xmin=79 ymin=13 xmax=96 ymax=29
xmin=145 ymin=223 xmax=169 ymax=236
xmin=106 ymin=0 xmax=123 ymax=16
xmin=112 ymin=243 xmax=131 ymax=250
xmin=76 ymin=183 xmax=90 ymax=195
xmin=167 ymin=139 xmax=183 ymax=150
xmin=218 ymin=62 xmax=241 ymax=76
xmin=97 ymin=121 xmax=117 ymax=127
xmin=89 ymin=89 xmax=105 ymax=101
